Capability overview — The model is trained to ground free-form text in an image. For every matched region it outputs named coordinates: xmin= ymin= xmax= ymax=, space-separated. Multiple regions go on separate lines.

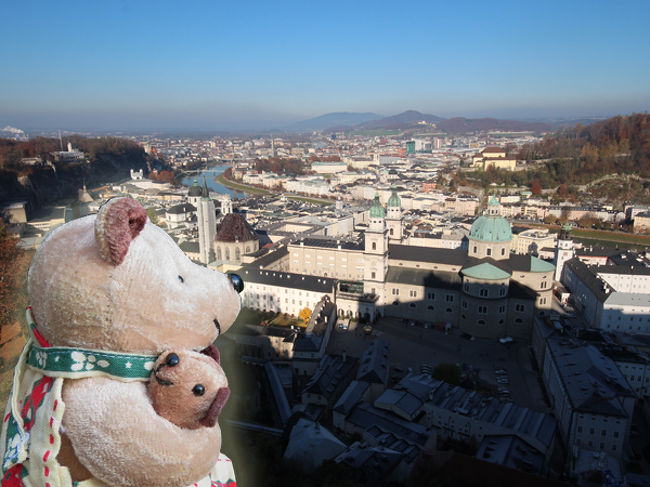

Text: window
xmin=515 ymin=318 xmax=523 ymax=324
xmin=372 ymin=242 xmax=376 ymax=250
xmin=446 ymin=308 xmax=452 ymax=313
xmin=478 ymin=320 xmax=486 ymax=326
xmin=486 ymin=248 xmax=492 ymax=256
xmin=479 ymin=289 xmax=488 ymax=297
xmin=541 ymin=281 xmax=547 ymax=289
xmin=500 ymin=286 xmax=506 ymax=296
xmin=427 ymin=306 xmax=433 ymax=310
xmin=462 ymin=301 xmax=468 ymax=309
xmin=371 ymin=272 xmax=376 ymax=279
xmin=390 ymin=228 xmax=394 ymax=235
xmin=427 ymin=292 xmax=435 ymax=300
xmin=445 ymin=295 xmax=454 ymax=302
xmin=501 ymin=248 xmax=505 ymax=256
xmin=478 ymin=305 xmax=487 ymax=314
xmin=392 ymin=288 xmax=399 ymax=295
xmin=409 ymin=303 xmax=415 ymax=308
xmin=498 ymin=305 xmax=505 ymax=313
xmin=473 ymin=246 xmax=477 ymax=253
xmin=515 ymin=304 xmax=525 ymax=312
xmin=410 ymin=290 xmax=417 ymax=297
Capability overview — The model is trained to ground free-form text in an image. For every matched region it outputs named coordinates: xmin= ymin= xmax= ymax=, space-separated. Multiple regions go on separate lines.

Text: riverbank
xmin=217 ymin=173 xmax=335 ymax=206
xmin=215 ymin=173 xmax=272 ymax=195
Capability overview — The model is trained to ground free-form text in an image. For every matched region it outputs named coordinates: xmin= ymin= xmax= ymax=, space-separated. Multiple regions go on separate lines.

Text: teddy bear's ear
xmin=94 ymin=197 xmax=147 ymax=266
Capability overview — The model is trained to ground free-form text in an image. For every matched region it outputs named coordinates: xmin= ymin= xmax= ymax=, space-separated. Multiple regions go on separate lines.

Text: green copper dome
xmin=369 ymin=194 xmax=386 ymax=218
xmin=470 ymin=216 xmax=512 ymax=242
xmin=188 ymin=179 xmax=202 ymax=197
xmin=387 ymin=188 xmax=401 ymax=208
xmin=469 ymin=198 xmax=512 ymax=243
xmin=462 ymin=262 xmax=511 ymax=280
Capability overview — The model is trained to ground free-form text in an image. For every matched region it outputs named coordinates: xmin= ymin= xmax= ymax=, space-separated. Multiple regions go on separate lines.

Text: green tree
xmin=146 ymin=207 xmax=159 ymax=225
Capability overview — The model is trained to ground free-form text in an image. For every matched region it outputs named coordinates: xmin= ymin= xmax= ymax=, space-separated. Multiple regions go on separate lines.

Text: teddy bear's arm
xmin=61 ymin=377 xmax=223 ymax=487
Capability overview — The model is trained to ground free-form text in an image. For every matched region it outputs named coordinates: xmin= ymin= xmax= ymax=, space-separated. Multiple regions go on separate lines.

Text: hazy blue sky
xmin=1 ymin=0 xmax=649 ymax=131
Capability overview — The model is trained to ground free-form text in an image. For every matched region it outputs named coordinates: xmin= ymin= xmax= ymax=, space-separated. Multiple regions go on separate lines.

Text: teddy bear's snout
xmin=228 ymin=273 xmax=244 ymax=294
xmin=165 ymin=353 xmax=180 ymax=367
xmin=153 ymin=352 xmax=180 ymax=386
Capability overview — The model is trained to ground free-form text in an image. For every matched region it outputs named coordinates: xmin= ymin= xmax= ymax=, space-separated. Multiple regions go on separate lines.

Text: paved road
xmin=327 ymin=316 xmax=549 ymax=411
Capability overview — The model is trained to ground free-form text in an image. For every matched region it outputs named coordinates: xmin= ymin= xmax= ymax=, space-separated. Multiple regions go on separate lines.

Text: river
xmin=180 ymin=164 xmax=242 ymax=199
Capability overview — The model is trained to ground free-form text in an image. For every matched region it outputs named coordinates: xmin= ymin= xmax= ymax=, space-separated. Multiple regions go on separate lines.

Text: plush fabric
xmin=5 ymin=197 xmax=242 ymax=486
xmin=149 ymin=349 xmax=230 ymax=430
xmin=62 ymin=377 xmax=224 ymax=487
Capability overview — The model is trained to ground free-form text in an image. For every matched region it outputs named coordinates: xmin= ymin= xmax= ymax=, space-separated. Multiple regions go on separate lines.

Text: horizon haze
xmin=1 ymin=0 xmax=649 ymax=132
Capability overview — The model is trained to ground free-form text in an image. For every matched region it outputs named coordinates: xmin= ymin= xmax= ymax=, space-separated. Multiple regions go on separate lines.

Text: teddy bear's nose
xmin=165 ymin=353 xmax=179 ymax=367
xmin=228 ymin=273 xmax=244 ymax=294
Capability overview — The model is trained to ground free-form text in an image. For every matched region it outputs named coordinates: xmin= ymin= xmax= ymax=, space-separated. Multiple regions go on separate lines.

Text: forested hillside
xmin=520 ymin=113 xmax=650 ymax=182
xmin=458 ymin=113 xmax=650 ymax=196
xmin=0 ymin=136 xmax=159 ymax=210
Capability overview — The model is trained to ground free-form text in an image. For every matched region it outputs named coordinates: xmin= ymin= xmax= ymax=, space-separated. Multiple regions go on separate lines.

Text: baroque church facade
xmin=192 ymin=181 xmax=556 ymax=340
xmin=245 ymin=192 xmax=555 ymax=340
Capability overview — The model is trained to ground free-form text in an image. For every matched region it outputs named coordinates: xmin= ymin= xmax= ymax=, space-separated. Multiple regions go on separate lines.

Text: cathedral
xmin=189 ymin=178 xmax=258 ymax=270
xmin=231 ymin=191 xmax=555 ymax=341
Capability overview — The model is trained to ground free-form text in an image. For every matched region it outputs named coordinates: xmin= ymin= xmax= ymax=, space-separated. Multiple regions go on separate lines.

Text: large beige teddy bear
xmin=0 ymin=197 xmax=242 ymax=487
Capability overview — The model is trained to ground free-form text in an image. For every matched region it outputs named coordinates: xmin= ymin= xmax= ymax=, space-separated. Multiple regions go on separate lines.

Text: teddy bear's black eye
xmin=178 ymin=275 xmax=184 ymax=283
xmin=192 ymin=384 xmax=205 ymax=396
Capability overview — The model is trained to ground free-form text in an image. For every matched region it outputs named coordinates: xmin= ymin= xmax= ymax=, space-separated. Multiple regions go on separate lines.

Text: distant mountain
xmin=436 ymin=117 xmax=551 ymax=134
xmin=357 ymin=110 xmax=444 ymax=130
xmin=289 ymin=112 xmax=381 ymax=131
xmin=288 ymin=110 xmax=560 ymax=134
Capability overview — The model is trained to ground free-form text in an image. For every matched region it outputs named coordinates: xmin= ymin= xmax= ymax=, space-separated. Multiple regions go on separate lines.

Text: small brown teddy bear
xmin=149 ymin=345 xmax=230 ymax=429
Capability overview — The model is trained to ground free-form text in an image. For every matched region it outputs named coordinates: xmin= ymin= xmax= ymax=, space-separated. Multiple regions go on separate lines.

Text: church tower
xmin=554 ymin=223 xmax=574 ymax=282
xmin=221 ymin=195 xmax=233 ymax=216
xmin=197 ymin=177 xmax=216 ymax=265
xmin=364 ymin=193 xmax=389 ymax=286
xmin=187 ymin=179 xmax=202 ymax=208
xmin=386 ymin=186 xmax=402 ymax=242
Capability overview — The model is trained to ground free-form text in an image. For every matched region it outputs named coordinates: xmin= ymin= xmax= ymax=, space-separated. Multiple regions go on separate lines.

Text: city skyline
xmin=2 ymin=0 xmax=649 ymax=131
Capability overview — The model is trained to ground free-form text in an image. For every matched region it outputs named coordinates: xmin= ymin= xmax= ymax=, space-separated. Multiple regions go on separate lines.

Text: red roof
xmin=216 ymin=213 xmax=258 ymax=242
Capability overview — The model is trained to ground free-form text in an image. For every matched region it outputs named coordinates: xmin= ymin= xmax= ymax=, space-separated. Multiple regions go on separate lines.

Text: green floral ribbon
xmin=25 ymin=308 xmax=157 ymax=382
xmin=26 ymin=345 xmax=157 ymax=381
